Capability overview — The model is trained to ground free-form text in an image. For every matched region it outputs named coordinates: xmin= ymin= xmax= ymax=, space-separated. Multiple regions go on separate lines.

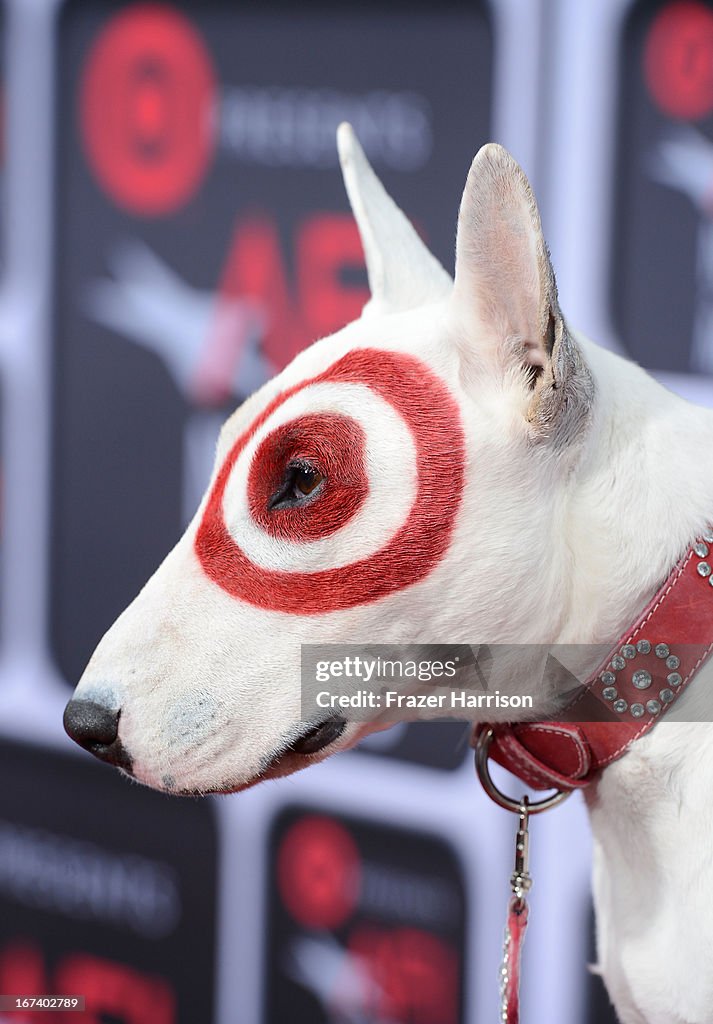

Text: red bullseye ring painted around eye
xmin=195 ymin=348 xmax=465 ymax=614
xmin=248 ymin=413 xmax=368 ymax=542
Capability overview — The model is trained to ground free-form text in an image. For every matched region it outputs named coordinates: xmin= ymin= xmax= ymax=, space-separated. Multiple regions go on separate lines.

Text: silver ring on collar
xmin=474 ymin=726 xmax=572 ymax=814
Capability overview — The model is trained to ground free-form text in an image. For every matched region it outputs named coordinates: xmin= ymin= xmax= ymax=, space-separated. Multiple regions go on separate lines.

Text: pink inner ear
xmin=247 ymin=413 xmax=368 ymax=542
xmin=194 ymin=348 xmax=466 ymax=614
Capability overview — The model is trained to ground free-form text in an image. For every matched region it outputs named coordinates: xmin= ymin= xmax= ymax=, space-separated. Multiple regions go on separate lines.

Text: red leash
xmin=499 ymin=798 xmax=531 ymax=1024
xmin=501 ymin=895 xmax=529 ymax=1024
xmin=475 ymin=529 xmax=713 ymax=1022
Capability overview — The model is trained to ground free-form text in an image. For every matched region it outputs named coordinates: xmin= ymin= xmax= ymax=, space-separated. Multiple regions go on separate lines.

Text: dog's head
xmin=63 ymin=125 xmax=594 ymax=794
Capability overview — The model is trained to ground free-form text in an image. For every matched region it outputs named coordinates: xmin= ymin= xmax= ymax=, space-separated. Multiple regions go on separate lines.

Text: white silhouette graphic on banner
xmin=285 ymin=933 xmax=393 ymax=1024
xmin=83 ymin=240 xmax=270 ymax=523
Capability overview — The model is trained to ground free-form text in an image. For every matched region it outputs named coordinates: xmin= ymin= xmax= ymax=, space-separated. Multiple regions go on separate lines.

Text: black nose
xmin=63 ymin=699 xmax=133 ymax=771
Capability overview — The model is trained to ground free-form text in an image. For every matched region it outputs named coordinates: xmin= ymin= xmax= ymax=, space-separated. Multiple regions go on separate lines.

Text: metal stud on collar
xmin=591 ymin=530 xmax=713 ymax=722
xmin=475 ymin=727 xmax=571 ymax=814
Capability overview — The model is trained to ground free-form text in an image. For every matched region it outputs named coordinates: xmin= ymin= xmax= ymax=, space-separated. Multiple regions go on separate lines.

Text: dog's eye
xmin=269 ymin=462 xmax=325 ymax=509
xmin=295 ymin=466 xmax=324 ymax=495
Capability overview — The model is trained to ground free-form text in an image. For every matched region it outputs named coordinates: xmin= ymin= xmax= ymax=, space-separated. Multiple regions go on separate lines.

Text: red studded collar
xmin=475 ymin=529 xmax=713 ymax=792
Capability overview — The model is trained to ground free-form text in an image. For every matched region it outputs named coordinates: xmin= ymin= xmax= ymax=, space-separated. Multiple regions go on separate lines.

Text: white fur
xmin=69 ymin=124 xmax=713 ymax=1023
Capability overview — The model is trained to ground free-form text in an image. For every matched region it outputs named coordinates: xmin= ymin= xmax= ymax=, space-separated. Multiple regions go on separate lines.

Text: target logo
xmin=80 ymin=4 xmax=217 ymax=216
xmin=348 ymin=926 xmax=458 ymax=1024
xmin=644 ymin=1 xmax=713 ymax=120
xmin=277 ymin=816 xmax=361 ymax=930
xmin=195 ymin=349 xmax=466 ymax=615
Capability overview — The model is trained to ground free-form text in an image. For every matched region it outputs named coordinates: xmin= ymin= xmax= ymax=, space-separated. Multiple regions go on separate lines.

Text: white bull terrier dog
xmin=64 ymin=124 xmax=713 ymax=1024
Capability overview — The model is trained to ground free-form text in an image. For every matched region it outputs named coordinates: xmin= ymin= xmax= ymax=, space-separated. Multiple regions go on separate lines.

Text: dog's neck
xmin=565 ymin=334 xmax=713 ymax=1023
xmin=585 ymin=698 xmax=713 ymax=1024
xmin=558 ymin=332 xmax=713 ymax=647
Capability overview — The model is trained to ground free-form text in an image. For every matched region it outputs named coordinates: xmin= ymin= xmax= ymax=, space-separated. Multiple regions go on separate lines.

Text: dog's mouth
xmin=159 ymin=717 xmax=350 ymax=797
xmin=237 ymin=716 xmax=348 ymax=792
xmin=285 ymin=716 xmax=347 ymax=756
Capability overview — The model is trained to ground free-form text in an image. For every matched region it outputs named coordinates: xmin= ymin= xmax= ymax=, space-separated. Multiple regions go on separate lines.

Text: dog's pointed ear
xmin=452 ymin=143 xmax=593 ymax=442
xmin=337 ymin=122 xmax=452 ymax=316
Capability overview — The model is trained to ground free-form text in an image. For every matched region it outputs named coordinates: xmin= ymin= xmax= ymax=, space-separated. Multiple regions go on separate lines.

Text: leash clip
xmin=499 ymin=796 xmax=532 ymax=1024
xmin=510 ymin=797 xmax=531 ymax=907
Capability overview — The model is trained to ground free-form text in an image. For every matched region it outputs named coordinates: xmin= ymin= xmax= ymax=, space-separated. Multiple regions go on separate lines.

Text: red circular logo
xmin=644 ymin=1 xmax=713 ymax=120
xmin=348 ymin=926 xmax=459 ymax=1024
xmin=277 ymin=816 xmax=361 ymax=930
xmin=80 ymin=4 xmax=217 ymax=216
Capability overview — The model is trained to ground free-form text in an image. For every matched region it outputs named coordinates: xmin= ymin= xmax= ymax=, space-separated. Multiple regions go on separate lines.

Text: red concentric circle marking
xmin=80 ymin=3 xmax=217 ymax=216
xmin=248 ymin=413 xmax=368 ymax=543
xmin=195 ymin=348 xmax=466 ymax=615
xmin=644 ymin=1 xmax=713 ymax=120
xmin=277 ymin=816 xmax=361 ymax=930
